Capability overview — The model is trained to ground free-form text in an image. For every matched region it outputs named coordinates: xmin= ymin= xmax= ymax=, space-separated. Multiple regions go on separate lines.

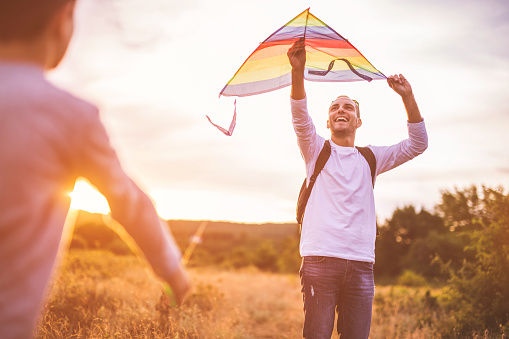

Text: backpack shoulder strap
xmin=356 ymin=146 xmax=376 ymax=187
xmin=296 ymin=140 xmax=331 ymax=225
xmin=310 ymin=140 xmax=332 ymax=184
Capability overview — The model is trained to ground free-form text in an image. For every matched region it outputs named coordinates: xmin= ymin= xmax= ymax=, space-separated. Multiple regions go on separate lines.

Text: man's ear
xmin=357 ymin=118 xmax=363 ymax=129
xmin=326 ymin=119 xmax=330 ymax=129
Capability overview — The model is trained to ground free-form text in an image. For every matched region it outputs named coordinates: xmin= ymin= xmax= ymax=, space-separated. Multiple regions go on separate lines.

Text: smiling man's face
xmin=326 ymin=96 xmax=362 ymax=135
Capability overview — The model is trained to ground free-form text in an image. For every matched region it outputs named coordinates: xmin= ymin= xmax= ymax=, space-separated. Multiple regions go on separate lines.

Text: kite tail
xmin=206 ymin=99 xmax=237 ymax=136
xmin=308 ymin=58 xmax=375 ymax=82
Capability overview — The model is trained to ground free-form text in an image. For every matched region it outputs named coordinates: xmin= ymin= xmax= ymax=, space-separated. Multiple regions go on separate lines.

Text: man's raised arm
xmin=288 ymin=38 xmax=306 ymax=100
xmin=387 ymin=74 xmax=423 ymax=123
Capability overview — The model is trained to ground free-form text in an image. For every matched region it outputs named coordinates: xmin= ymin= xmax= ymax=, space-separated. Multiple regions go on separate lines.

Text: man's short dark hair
xmin=0 ymin=0 xmax=73 ymax=42
xmin=331 ymin=95 xmax=361 ymax=118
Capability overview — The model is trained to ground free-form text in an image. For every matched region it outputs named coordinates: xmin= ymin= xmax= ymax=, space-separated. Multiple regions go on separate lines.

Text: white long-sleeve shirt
xmin=0 ymin=62 xmax=182 ymax=339
xmin=291 ymin=96 xmax=428 ymax=263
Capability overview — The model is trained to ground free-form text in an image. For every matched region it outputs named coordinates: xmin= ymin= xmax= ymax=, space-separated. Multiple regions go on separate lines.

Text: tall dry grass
xmin=37 ymin=250 xmax=305 ymax=338
xmin=35 ymin=249 xmax=492 ymax=338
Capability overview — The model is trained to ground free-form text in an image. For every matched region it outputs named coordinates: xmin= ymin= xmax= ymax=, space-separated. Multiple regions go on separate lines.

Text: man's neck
xmin=331 ymin=133 xmax=356 ymax=147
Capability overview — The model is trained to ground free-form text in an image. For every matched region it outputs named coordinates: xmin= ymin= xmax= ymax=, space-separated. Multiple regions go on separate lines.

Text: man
xmin=0 ymin=1 xmax=190 ymax=338
xmin=287 ymin=39 xmax=428 ymax=338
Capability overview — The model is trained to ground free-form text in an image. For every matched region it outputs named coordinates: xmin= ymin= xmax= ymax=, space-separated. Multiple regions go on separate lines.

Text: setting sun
xmin=69 ymin=179 xmax=110 ymax=214
xmin=69 ymin=181 xmax=288 ymax=222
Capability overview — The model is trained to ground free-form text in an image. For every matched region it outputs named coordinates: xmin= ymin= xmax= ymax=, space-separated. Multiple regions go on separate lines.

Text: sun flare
xmin=69 ymin=179 xmax=110 ymax=214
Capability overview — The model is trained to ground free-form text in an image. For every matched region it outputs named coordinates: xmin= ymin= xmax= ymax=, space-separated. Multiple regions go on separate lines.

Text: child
xmin=0 ymin=1 xmax=191 ymax=337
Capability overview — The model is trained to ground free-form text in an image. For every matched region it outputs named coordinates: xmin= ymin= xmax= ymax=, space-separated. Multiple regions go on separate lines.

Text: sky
xmin=55 ymin=0 xmax=509 ymax=223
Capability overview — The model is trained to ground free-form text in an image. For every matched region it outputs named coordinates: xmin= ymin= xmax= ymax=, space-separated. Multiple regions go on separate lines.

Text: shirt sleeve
xmin=75 ymin=109 xmax=181 ymax=281
xmin=291 ymin=96 xmax=324 ymax=166
xmin=369 ymin=120 xmax=428 ymax=176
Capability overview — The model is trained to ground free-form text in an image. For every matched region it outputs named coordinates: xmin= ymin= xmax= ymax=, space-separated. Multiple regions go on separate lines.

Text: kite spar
xmin=208 ymin=8 xmax=387 ymax=134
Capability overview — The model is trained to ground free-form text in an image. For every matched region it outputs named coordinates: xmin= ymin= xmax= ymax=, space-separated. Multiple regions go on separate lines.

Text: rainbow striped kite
xmin=219 ymin=8 xmax=386 ymax=98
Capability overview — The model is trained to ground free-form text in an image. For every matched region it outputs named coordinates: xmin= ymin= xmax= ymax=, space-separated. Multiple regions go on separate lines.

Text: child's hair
xmin=0 ymin=0 xmax=73 ymax=42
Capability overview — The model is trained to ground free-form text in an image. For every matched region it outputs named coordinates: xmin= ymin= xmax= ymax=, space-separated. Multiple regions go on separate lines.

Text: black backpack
xmin=296 ymin=140 xmax=376 ymax=227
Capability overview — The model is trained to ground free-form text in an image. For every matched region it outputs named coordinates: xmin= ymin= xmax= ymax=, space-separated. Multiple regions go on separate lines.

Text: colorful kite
xmin=208 ymin=8 xmax=386 ymax=134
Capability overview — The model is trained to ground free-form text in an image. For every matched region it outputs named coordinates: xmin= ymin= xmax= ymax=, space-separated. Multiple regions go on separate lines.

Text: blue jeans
xmin=300 ymin=256 xmax=375 ymax=339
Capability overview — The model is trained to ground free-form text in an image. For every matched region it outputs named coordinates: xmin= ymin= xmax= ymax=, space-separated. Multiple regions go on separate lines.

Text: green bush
xmin=277 ymin=236 xmax=301 ymax=273
xmin=220 ymin=247 xmax=252 ymax=269
xmin=397 ymin=270 xmax=427 ymax=287
xmin=253 ymin=241 xmax=278 ymax=272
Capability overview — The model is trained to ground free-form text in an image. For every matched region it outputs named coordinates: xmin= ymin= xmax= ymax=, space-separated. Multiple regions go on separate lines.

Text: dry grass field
xmin=35 ymin=249 xmax=451 ymax=339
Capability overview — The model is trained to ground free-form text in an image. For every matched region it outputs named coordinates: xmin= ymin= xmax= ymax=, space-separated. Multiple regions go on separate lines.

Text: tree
xmin=441 ymin=186 xmax=509 ymax=336
xmin=435 ymin=185 xmax=482 ymax=232
xmin=375 ymin=205 xmax=446 ymax=279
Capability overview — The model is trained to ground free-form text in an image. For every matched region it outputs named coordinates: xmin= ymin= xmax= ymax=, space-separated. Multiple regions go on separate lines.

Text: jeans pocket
xmin=360 ymin=261 xmax=374 ymax=271
xmin=304 ymin=256 xmax=326 ymax=263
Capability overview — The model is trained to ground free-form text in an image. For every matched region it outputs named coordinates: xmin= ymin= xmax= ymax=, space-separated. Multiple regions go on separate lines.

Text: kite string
xmin=181 ymin=220 xmax=209 ymax=266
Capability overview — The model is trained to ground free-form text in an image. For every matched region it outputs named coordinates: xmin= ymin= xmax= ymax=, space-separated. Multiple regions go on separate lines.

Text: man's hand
xmin=287 ymin=37 xmax=306 ymax=74
xmin=387 ymin=74 xmax=413 ymax=98
xmin=288 ymin=38 xmax=306 ymax=100
xmin=387 ymin=74 xmax=423 ymax=123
